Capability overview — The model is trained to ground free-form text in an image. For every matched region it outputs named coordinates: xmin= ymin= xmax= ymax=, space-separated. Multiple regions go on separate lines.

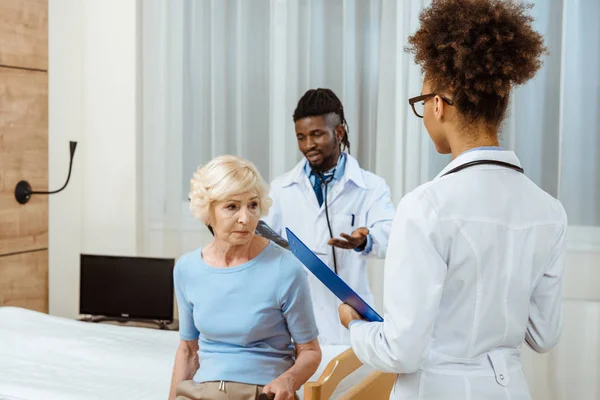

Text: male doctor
xmin=262 ymin=88 xmax=395 ymax=345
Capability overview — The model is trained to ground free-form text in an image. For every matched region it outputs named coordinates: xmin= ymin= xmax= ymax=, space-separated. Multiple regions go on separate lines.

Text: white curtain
xmin=142 ymin=0 xmax=600 ymax=246
xmin=501 ymin=0 xmax=600 ymax=230
xmin=177 ymin=0 xmax=383 ymax=199
xmin=141 ymin=1 xmax=599 ymax=398
xmin=513 ymin=3 xmax=600 ymax=400
xmin=141 ymin=0 xmax=388 ymax=258
xmin=374 ymin=0 xmax=433 ymax=202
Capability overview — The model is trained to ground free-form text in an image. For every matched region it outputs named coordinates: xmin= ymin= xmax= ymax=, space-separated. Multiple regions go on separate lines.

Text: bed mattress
xmin=0 ymin=307 xmax=372 ymax=400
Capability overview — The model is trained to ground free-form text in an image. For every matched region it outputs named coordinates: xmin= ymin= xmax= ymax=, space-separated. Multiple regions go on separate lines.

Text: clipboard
xmin=256 ymin=221 xmax=327 ymax=255
xmin=285 ymin=228 xmax=383 ymax=322
xmin=255 ymin=221 xmax=291 ymax=249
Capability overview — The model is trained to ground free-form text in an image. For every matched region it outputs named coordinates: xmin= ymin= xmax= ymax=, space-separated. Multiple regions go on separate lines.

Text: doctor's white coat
xmin=263 ymin=153 xmax=395 ymax=345
xmin=349 ymin=150 xmax=568 ymax=399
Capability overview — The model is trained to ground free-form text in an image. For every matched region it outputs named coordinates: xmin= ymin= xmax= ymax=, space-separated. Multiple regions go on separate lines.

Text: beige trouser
xmin=176 ymin=380 xmax=300 ymax=400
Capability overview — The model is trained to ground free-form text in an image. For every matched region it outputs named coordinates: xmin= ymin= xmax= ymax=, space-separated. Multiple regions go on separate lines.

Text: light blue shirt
xmin=174 ymin=242 xmax=319 ymax=385
xmin=303 ymin=153 xmax=373 ymax=254
xmin=462 ymin=146 xmax=504 ymax=154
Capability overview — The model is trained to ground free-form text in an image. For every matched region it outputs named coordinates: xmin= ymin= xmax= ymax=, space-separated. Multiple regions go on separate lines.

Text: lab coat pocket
xmin=331 ymin=213 xmax=361 ymax=239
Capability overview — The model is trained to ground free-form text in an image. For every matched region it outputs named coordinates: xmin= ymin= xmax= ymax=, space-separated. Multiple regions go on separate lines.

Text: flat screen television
xmin=79 ymin=254 xmax=175 ymax=321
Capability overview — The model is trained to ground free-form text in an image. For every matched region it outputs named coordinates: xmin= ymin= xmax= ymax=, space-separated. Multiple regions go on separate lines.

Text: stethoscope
xmin=313 ymin=168 xmax=339 ymax=275
xmin=442 ymin=159 xmax=524 ymax=177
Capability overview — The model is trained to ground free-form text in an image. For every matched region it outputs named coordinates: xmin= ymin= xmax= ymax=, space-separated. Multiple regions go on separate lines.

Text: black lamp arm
xmin=31 ymin=152 xmax=75 ymax=195
xmin=15 ymin=141 xmax=78 ymax=204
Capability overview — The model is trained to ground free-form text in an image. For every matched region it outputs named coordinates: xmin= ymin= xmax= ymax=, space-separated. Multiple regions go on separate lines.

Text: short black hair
xmin=293 ymin=88 xmax=350 ymax=153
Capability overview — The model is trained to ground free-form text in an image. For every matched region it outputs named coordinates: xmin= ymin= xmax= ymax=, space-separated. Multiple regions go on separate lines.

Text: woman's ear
xmin=434 ymin=96 xmax=445 ymax=121
xmin=205 ymin=206 xmax=215 ymax=229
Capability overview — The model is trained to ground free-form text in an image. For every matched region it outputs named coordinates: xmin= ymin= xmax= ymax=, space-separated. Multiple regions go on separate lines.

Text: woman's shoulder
xmin=262 ymin=242 xmax=306 ymax=280
xmin=174 ymin=248 xmax=203 ymax=273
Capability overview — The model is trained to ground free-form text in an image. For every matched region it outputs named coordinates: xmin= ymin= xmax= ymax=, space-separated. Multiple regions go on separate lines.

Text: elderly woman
xmin=168 ymin=155 xmax=321 ymax=400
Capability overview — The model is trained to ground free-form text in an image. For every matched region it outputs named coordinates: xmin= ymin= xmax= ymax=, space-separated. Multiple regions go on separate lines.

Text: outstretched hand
xmin=328 ymin=227 xmax=369 ymax=250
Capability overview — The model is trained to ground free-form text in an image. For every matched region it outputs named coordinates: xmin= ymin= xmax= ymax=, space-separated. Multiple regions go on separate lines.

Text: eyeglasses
xmin=408 ymin=93 xmax=454 ymax=118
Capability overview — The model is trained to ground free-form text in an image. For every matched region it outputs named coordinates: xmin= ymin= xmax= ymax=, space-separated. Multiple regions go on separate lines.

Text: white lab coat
xmin=263 ymin=153 xmax=395 ymax=345
xmin=349 ymin=150 xmax=567 ymax=399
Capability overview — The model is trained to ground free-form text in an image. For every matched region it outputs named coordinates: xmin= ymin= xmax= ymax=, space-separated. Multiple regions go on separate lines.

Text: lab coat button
xmin=499 ymin=374 xmax=504 ymax=380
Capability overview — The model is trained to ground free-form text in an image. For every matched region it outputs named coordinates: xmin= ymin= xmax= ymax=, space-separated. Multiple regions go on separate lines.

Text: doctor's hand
xmin=338 ymin=303 xmax=363 ymax=329
xmin=328 ymin=227 xmax=369 ymax=250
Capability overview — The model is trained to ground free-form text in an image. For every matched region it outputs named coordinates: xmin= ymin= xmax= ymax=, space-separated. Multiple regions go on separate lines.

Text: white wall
xmin=48 ymin=0 xmax=140 ymax=318
xmin=522 ymin=249 xmax=600 ymax=400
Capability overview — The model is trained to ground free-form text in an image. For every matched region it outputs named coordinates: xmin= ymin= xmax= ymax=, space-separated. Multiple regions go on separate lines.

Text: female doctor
xmin=338 ymin=0 xmax=567 ymax=399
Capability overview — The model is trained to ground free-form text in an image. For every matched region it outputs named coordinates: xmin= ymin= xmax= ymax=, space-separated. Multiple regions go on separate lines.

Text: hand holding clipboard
xmin=285 ymin=228 xmax=383 ymax=322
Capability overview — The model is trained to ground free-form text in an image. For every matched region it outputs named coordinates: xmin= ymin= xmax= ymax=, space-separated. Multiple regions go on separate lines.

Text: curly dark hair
xmin=406 ymin=0 xmax=547 ymax=126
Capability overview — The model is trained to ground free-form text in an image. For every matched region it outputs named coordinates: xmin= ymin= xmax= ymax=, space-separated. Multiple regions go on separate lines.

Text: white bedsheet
xmin=0 ymin=307 xmax=372 ymax=400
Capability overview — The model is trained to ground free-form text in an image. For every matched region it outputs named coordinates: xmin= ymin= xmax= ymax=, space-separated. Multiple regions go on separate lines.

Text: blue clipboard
xmin=285 ymin=228 xmax=383 ymax=322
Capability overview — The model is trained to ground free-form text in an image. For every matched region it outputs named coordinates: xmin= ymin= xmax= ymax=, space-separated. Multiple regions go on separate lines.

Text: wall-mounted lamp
xmin=15 ymin=141 xmax=78 ymax=205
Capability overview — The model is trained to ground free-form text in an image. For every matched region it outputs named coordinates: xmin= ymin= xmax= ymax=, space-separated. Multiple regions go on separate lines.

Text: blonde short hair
xmin=189 ymin=155 xmax=272 ymax=223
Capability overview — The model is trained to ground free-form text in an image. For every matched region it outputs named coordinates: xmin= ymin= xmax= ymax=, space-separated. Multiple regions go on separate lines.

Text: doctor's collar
xmin=305 ymin=153 xmax=346 ymax=180
xmin=284 ymin=152 xmax=366 ymax=190
xmin=435 ymin=149 xmax=522 ymax=180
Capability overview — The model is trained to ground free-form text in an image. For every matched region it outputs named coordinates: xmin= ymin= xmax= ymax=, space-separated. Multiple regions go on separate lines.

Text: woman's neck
xmin=448 ymin=123 xmax=499 ymax=159
xmin=205 ymin=235 xmax=267 ymax=267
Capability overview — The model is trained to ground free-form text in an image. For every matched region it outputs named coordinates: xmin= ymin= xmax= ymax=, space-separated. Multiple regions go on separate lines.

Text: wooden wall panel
xmin=0 ymin=250 xmax=48 ymax=313
xmin=0 ymin=67 xmax=48 ymax=256
xmin=0 ymin=0 xmax=48 ymax=313
xmin=0 ymin=0 xmax=48 ymax=71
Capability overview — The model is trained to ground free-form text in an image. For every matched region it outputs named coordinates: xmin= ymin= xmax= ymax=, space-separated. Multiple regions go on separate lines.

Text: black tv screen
xmin=79 ymin=254 xmax=175 ymax=321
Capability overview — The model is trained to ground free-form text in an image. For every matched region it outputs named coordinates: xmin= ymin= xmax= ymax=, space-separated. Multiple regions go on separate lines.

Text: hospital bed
xmin=0 ymin=307 xmax=394 ymax=400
